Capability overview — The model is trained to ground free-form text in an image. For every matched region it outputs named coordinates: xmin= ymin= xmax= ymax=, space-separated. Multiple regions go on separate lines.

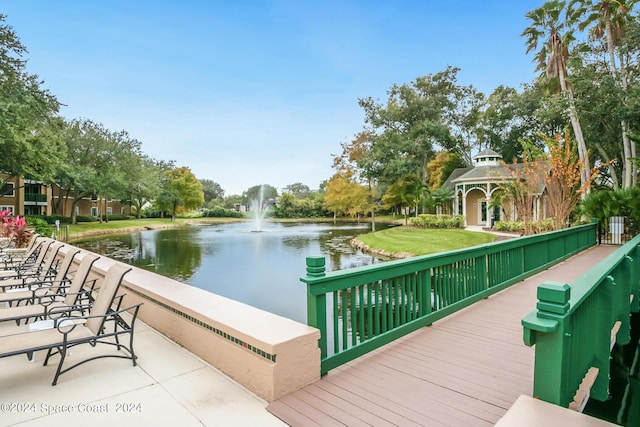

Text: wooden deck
xmin=267 ymin=245 xmax=618 ymax=427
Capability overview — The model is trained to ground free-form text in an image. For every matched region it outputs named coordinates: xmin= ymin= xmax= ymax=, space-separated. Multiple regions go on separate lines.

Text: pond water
xmin=73 ymin=221 xmax=386 ymax=323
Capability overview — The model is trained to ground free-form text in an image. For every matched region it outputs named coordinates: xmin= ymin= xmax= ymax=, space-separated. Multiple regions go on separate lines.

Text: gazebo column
xmin=461 ymin=192 xmax=467 ymax=226
xmin=453 ymin=192 xmax=459 ymax=217
xmin=485 ymin=184 xmax=492 ymax=228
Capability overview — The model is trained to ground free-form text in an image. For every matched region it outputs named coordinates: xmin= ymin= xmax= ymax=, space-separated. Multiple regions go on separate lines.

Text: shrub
xmin=141 ymin=206 xmax=164 ymax=218
xmin=202 ymin=206 xmax=244 ymax=218
xmin=531 ymin=218 xmax=556 ymax=233
xmin=580 ymin=187 xmax=640 ymax=229
xmin=409 ymin=214 xmax=465 ymax=229
xmin=180 ymin=211 xmax=204 ymax=219
xmin=493 ymin=221 xmax=524 ymax=232
xmin=44 ymin=214 xmax=72 ymax=224
xmin=493 ymin=219 xmax=556 ymax=234
xmin=25 ymin=216 xmax=53 ymax=237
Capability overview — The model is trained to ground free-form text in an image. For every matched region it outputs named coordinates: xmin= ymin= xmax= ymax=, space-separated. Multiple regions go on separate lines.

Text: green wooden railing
xmin=302 ymin=223 xmax=598 ymax=375
xmin=522 ymin=233 xmax=640 ymax=408
xmin=24 ymin=193 xmax=47 ymax=203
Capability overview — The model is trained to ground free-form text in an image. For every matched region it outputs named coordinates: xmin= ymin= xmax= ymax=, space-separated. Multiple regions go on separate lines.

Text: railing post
xmin=615 ymin=257 xmax=633 ymax=345
xmin=597 ymin=221 xmax=603 ymax=245
xmin=589 ymin=275 xmax=615 ymax=401
xmin=522 ymin=281 xmax=571 ymax=406
xmin=631 ymin=247 xmax=640 ymax=314
xmin=304 ymin=256 xmax=328 ymax=361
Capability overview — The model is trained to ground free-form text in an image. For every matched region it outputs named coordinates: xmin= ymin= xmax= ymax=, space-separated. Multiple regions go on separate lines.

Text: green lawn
xmin=64 ymin=217 xmax=240 ymax=239
xmin=355 ymin=227 xmax=496 ymax=257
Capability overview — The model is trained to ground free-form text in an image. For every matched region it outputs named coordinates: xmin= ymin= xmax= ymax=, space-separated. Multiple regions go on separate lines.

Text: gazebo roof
xmin=449 ymin=161 xmax=548 ymax=195
xmin=441 ymin=167 xmax=472 ymax=191
xmin=473 ymin=148 xmax=501 ymax=159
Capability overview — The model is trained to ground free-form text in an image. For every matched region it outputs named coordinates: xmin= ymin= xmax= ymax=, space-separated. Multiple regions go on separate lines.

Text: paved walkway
xmin=266 ymin=245 xmax=618 ymax=426
xmin=0 ymin=317 xmax=286 ymax=427
xmin=465 ymin=225 xmax=521 ymax=239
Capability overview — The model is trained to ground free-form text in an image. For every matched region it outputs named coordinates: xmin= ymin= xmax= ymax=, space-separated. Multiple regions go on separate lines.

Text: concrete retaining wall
xmin=62 ymin=245 xmax=321 ymax=401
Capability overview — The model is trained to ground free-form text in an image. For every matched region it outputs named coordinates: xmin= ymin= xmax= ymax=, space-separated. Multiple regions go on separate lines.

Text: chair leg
xmin=129 ymin=331 xmax=137 ymax=366
xmin=43 ymin=347 xmax=56 ymax=366
xmin=114 ymin=320 xmax=121 ymax=350
xmin=51 ymin=345 xmax=67 ymax=386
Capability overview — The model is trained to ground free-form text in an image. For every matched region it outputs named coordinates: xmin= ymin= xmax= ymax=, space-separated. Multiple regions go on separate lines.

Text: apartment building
xmin=0 ymin=175 xmax=131 ymax=217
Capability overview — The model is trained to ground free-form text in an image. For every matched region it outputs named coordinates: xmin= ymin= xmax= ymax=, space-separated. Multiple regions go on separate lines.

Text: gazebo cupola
xmin=473 ymin=148 xmax=502 ymax=167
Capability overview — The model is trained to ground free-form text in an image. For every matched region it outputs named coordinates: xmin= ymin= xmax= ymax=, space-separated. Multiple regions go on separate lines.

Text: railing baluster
xmin=341 ymin=290 xmax=348 ymax=351
xmin=357 ymin=285 xmax=365 ymax=343
xmin=374 ymin=281 xmax=381 ymax=336
xmin=332 ymin=292 xmax=338 ymax=354
xmin=366 ymin=282 xmax=373 ymax=341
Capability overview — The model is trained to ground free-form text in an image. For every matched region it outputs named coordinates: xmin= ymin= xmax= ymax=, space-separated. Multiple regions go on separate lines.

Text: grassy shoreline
xmin=62 ymin=216 xmax=401 ymax=241
xmin=352 ymin=227 xmax=497 ymax=258
xmin=61 ymin=217 xmax=494 ymax=259
xmin=63 ymin=217 xmax=232 ymax=241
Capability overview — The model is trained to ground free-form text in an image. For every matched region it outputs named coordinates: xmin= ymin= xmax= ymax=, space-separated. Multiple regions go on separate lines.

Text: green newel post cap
xmin=306 ymin=256 xmax=326 ymax=277
xmin=536 ymin=282 xmax=571 ymax=315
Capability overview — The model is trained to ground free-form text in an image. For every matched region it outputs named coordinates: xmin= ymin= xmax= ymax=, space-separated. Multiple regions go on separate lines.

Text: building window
xmin=121 ymin=207 xmax=125 ymax=215
xmin=0 ymin=182 xmax=15 ymax=197
xmin=24 ymin=206 xmax=41 ymax=216
xmin=106 ymin=207 xmax=113 ymax=214
xmin=0 ymin=205 xmax=14 ymax=214
xmin=75 ymin=206 xmax=79 ymax=215
xmin=91 ymin=207 xmax=99 ymax=217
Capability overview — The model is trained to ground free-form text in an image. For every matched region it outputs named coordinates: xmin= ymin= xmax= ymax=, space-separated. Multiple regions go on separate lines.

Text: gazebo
xmin=442 ymin=148 xmax=547 ymax=227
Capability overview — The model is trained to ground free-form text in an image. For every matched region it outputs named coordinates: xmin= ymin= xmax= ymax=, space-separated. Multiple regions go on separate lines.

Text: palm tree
xmin=405 ymin=175 xmax=429 ymax=217
xmin=522 ymin=1 xmax=592 ymax=192
xmin=568 ymin=0 xmax=638 ymax=187
xmin=432 ymin=187 xmax=454 ymax=216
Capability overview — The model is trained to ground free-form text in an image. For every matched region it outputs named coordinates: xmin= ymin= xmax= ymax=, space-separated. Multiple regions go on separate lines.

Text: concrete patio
xmin=0 ymin=317 xmax=286 ymax=426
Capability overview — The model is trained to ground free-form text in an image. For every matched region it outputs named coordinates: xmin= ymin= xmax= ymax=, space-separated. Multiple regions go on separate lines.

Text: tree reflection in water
xmin=73 ymin=222 xmax=385 ymax=323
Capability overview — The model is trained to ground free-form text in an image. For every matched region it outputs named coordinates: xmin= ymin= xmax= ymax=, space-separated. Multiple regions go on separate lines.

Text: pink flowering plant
xmin=0 ymin=209 xmax=30 ymax=247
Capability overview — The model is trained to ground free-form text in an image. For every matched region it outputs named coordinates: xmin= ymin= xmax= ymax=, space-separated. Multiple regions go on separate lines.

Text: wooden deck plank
xmin=267 ymin=401 xmax=324 ymax=427
xmin=369 ymin=351 xmax=526 ymax=409
xmin=288 ymin=388 xmax=371 ymax=427
xmin=403 ymin=337 xmax=533 ymax=379
xmin=332 ymin=363 xmax=508 ymax=421
xmin=332 ymin=359 xmax=503 ymax=425
xmin=312 ymin=377 xmax=427 ymax=427
xmin=316 ymin=369 xmax=448 ymax=426
xmin=301 ymin=382 xmax=431 ymax=427
xmin=390 ymin=339 xmax=533 ymax=387
xmin=269 ymin=394 xmax=344 ymax=426
xmin=323 ymin=366 xmax=494 ymax=426
xmin=267 ymin=245 xmax=617 ymax=426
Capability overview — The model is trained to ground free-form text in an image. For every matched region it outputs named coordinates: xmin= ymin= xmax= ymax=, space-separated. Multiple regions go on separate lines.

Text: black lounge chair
xmin=0 ymin=263 xmax=141 ymax=385
xmin=0 ymin=253 xmax=99 ymax=325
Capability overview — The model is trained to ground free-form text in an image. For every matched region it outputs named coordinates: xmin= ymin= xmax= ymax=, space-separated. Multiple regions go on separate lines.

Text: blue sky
xmin=3 ymin=1 xmax=542 ymax=196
